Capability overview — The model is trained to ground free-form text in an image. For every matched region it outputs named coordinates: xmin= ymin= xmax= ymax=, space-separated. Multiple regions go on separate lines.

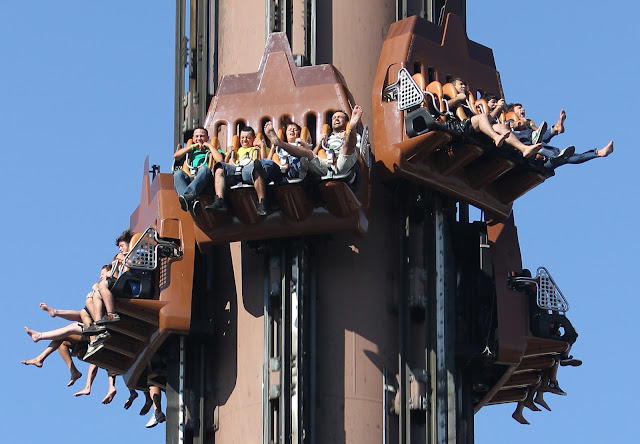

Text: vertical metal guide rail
xmin=166 ymin=247 xmax=212 ymax=444
xmin=263 ymin=240 xmax=312 ymax=444
xmin=174 ymin=0 xmax=214 ymax=149
xmin=392 ymin=188 xmax=469 ymax=444
xmin=266 ymin=0 xmax=316 ymax=66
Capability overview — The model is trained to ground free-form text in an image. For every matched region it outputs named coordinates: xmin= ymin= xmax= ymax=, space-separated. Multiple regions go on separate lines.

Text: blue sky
xmin=1 ymin=1 xmax=636 ymax=443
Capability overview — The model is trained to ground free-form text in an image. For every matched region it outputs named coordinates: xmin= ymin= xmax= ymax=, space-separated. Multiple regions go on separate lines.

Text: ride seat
xmin=426 ymin=81 xmax=446 ymax=117
xmin=175 ymin=137 xmax=222 ymax=175
xmin=271 ymin=126 xmax=314 ymax=177
xmin=504 ymin=111 xmax=520 ymax=128
xmin=474 ymin=98 xmax=489 ymax=115
xmin=317 ymin=122 xmax=352 ymax=165
xmin=442 ymin=82 xmax=470 ymax=120
xmin=227 ymin=134 xmax=263 ymax=172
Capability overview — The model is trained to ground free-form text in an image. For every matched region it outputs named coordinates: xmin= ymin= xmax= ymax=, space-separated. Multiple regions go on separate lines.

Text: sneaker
xmin=95 ymin=312 xmax=120 ymax=325
xmin=90 ymin=331 xmax=111 ymax=346
xmin=178 ymin=195 xmax=189 ymax=212
xmin=560 ymin=356 xmax=582 ymax=367
xmin=256 ymin=198 xmax=268 ymax=217
xmin=551 ymin=145 xmax=575 ymax=167
xmin=191 ymin=199 xmax=201 ymax=216
xmin=145 ymin=411 xmax=166 ymax=428
xmin=205 ymin=196 xmax=227 ymax=214
xmin=547 ymin=380 xmax=567 ymax=396
xmin=82 ymin=323 xmax=107 ymax=336
xmin=253 ymin=159 xmax=267 ymax=179
xmin=82 ymin=342 xmax=105 ymax=360
xmin=298 ymin=157 xmax=309 ymax=180
xmin=531 ymin=121 xmax=547 ymax=145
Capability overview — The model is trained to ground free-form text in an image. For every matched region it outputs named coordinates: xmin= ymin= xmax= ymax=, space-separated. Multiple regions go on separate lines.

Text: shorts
xmin=83 ymin=306 xmax=95 ymax=323
xmin=317 ymin=150 xmax=358 ymax=175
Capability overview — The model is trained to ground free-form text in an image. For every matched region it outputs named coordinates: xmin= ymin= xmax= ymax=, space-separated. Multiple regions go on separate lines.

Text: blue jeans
xmin=173 ymin=165 xmax=213 ymax=197
xmin=538 ymin=146 xmax=599 ymax=169
xmin=241 ymin=159 xmax=282 ymax=184
xmin=513 ymin=128 xmax=555 ymax=144
xmin=285 ymin=158 xmax=301 ymax=179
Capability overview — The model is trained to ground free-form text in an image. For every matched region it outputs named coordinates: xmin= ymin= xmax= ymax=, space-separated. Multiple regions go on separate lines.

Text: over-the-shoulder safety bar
xmin=508 ymin=266 xmax=570 ymax=312
xmin=124 ymin=227 xmax=182 ymax=271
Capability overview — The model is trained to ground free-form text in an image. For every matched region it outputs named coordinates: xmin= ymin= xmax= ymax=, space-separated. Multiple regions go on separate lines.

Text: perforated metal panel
xmin=536 ymin=267 xmax=569 ymax=312
xmin=397 ymin=68 xmax=424 ymax=110
xmin=125 ymin=228 xmax=157 ymax=271
xmin=361 ymin=125 xmax=371 ymax=167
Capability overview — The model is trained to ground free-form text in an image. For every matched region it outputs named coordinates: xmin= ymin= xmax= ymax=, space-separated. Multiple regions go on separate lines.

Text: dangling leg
xmin=74 ymin=364 xmax=98 ymax=397
xmin=472 ymin=114 xmax=510 ymax=147
xmin=139 ymin=390 xmax=153 ymax=415
xmin=59 ymin=340 xmax=82 ymax=387
xmin=124 ymin=389 xmax=139 ymax=410
xmin=512 ymin=398 xmax=530 ymax=425
xmin=145 ymin=385 xmax=166 ymax=428
xmin=102 ymin=373 xmax=117 ymax=404
xmin=21 ymin=340 xmax=62 ymax=367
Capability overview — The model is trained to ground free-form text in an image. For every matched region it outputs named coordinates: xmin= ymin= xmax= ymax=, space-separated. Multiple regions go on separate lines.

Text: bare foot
xmin=553 ymin=109 xmax=566 ymax=134
xmin=39 ymin=302 xmax=56 ymax=317
xmin=534 ymin=391 xmax=551 ymax=411
xmin=524 ymin=398 xmax=541 ymax=411
xmin=24 ymin=326 xmax=41 ymax=343
xmin=493 ymin=131 xmax=510 ymax=148
xmin=263 ymin=121 xmax=280 ymax=147
xmin=512 ymin=410 xmax=530 ymax=425
xmin=124 ymin=389 xmax=138 ymax=410
xmin=350 ymin=105 xmax=363 ymax=128
xmin=67 ymin=369 xmax=83 ymax=387
xmin=74 ymin=387 xmax=91 ymax=397
xmin=139 ymin=393 xmax=153 ymax=415
xmin=522 ymin=143 xmax=542 ymax=158
xmin=597 ymin=141 xmax=614 ymax=157
xmin=102 ymin=388 xmax=117 ymax=404
xmin=21 ymin=357 xmax=43 ymax=367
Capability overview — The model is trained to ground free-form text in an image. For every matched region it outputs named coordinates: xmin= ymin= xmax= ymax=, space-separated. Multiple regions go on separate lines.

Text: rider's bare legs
xmin=25 ymin=323 xmax=82 ymax=343
xmin=74 ymin=364 xmax=98 ymax=397
xmin=102 ymin=373 xmax=117 ymax=404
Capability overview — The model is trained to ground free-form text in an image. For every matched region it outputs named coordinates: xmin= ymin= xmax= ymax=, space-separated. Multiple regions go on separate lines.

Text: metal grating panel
xmin=125 ymin=228 xmax=157 ymax=271
xmin=397 ymin=68 xmax=424 ymax=110
xmin=536 ymin=267 xmax=569 ymax=312
xmin=361 ymin=125 xmax=371 ymax=167
xmin=159 ymin=257 xmax=169 ymax=291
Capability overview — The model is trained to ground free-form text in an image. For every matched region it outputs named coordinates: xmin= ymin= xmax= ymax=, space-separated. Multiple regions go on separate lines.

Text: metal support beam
xmin=209 ymin=0 xmax=218 ymax=95
xmin=435 ymin=195 xmax=457 ymax=443
xmin=174 ymin=0 xmax=187 ymax=150
xmin=263 ymin=249 xmax=279 ymax=444
xmin=306 ymin=0 xmax=317 ymax=65
xmin=279 ymin=0 xmax=293 ymax=45
xmin=398 ymin=203 xmax=411 ymax=444
xmin=262 ymin=241 xmax=309 ymax=444
xmin=166 ymin=336 xmax=182 ymax=444
xmin=195 ymin=0 xmax=210 ymax=124
xmin=174 ymin=0 xmax=213 ymax=146
xmin=266 ymin=0 xmax=276 ymax=36
xmin=280 ymin=246 xmax=291 ymax=444
xmin=425 ymin=194 xmax=459 ymax=444
xmin=308 ymin=244 xmax=317 ymax=444
xmin=396 ymin=0 xmax=408 ymax=21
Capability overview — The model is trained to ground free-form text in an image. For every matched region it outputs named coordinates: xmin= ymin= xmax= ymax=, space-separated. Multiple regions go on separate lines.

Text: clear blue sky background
xmin=0 ymin=1 xmax=635 ymax=443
